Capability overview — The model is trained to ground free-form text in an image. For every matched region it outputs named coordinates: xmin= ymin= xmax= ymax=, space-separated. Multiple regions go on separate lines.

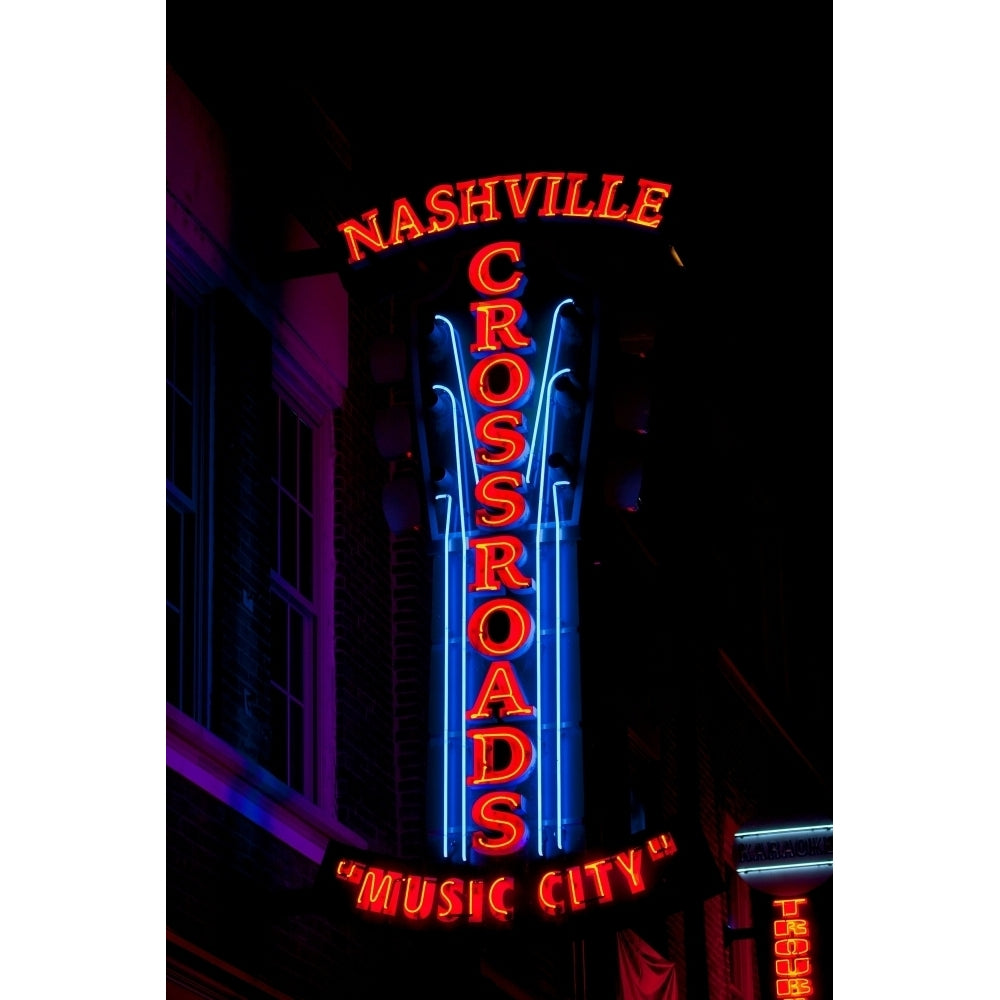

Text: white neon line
xmin=734 ymin=824 xmax=833 ymax=838
xmin=552 ymin=478 xmax=570 ymax=849
xmin=737 ymin=861 xmax=834 ymax=875
xmin=434 ymin=315 xmax=479 ymax=484
xmin=533 ymin=368 xmax=571 ymax=856
xmin=538 ymin=367 xmax=570 ymax=498
xmin=434 ymin=492 xmax=452 ymax=859
xmin=433 ymin=384 xmax=470 ymax=861
xmin=526 ymin=299 xmax=574 ymax=485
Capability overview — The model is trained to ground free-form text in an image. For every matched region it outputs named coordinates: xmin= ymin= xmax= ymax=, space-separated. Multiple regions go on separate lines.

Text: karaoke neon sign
xmin=416 ymin=238 xmax=596 ymax=862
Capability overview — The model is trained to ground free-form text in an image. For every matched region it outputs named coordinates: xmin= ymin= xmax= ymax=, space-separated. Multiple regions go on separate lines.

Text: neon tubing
xmin=552 ymin=479 xmax=570 ymax=849
xmin=432 ymin=384 xmax=470 ymax=861
xmin=434 ymin=492 xmax=452 ymax=858
xmin=737 ymin=861 xmax=834 ymax=875
xmin=434 ymin=316 xmax=479 ymax=484
xmin=533 ymin=367 xmax=571 ymax=855
xmin=734 ymin=824 xmax=833 ymax=838
xmin=526 ymin=300 xmax=574 ymax=485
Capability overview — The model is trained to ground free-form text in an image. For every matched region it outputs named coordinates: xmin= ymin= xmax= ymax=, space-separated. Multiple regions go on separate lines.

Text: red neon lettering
xmin=387 ymin=197 xmax=427 ymax=247
xmin=468 ymin=241 xmax=524 ymax=297
xmin=425 ymin=183 xmax=459 ymax=234
xmin=337 ymin=173 xmax=676 ymax=265
xmin=625 ymin=178 xmax=671 ymax=228
xmin=775 ymin=979 xmax=813 ymax=997
xmin=566 ymin=866 xmax=587 ymax=911
xmin=466 ymin=660 xmax=534 ymax=720
xmin=594 ymin=174 xmax=630 ymax=221
xmin=467 ymin=597 xmax=534 ymax=658
xmin=467 ymin=726 xmax=534 ymax=785
xmin=335 ymin=859 xmax=364 ymax=884
xmin=474 ymin=471 xmax=528 ymax=529
xmin=436 ymin=878 xmax=463 ymax=923
xmin=336 ymin=209 xmax=387 ymax=265
xmin=470 ymin=535 xmax=532 ymax=593
xmin=774 ymin=920 xmax=809 ymax=937
xmin=467 ymin=878 xmax=485 ymax=923
xmin=584 ymin=859 xmax=615 ymax=901
xmin=401 ymin=875 xmax=436 ymax=920
xmin=560 ymin=172 xmax=596 ymax=218
xmin=355 ymin=867 xmax=403 ymax=915
xmin=613 ymin=848 xmax=647 ymax=894
xmin=646 ymin=832 xmax=678 ymax=860
xmin=475 ymin=410 xmax=527 ymax=466
xmin=468 ymin=353 xmax=532 ymax=408
xmin=471 ymin=791 xmax=529 ymax=855
xmin=501 ymin=172 xmax=552 ymax=218
xmin=539 ymin=174 xmax=566 ymax=217
xmin=457 ymin=177 xmax=503 ymax=225
xmin=470 ymin=298 xmax=530 ymax=353
xmin=774 ymin=938 xmax=810 ymax=957
xmin=537 ymin=870 xmax=565 ymax=916
xmin=487 ymin=876 xmax=515 ymax=921
xmin=776 ymin=958 xmax=812 ymax=978
xmin=773 ymin=898 xmax=808 ymax=917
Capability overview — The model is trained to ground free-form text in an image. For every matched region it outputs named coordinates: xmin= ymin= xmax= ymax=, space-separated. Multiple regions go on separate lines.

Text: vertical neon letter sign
xmin=772 ymin=897 xmax=814 ymax=998
xmin=416 ymin=240 xmax=596 ymax=862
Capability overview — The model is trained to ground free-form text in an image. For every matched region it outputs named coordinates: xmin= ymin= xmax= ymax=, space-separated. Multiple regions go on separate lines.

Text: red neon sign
xmin=772 ymin=897 xmax=814 ymax=998
xmin=332 ymin=831 xmax=678 ymax=926
xmin=335 ymin=171 xmax=672 ymax=265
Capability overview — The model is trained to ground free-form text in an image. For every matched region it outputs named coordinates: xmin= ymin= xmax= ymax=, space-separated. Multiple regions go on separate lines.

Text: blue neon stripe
xmin=737 ymin=861 xmax=834 ymax=874
xmin=434 ymin=492 xmax=452 ymax=859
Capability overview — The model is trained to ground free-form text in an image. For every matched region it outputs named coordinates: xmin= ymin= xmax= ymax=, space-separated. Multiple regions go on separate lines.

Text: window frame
xmin=166 ymin=180 xmax=353 ymax=851
xmin=166 ymin=272 xmax=214 ymax=728
xmin=271 ymin=352 xmax=337 ymax=814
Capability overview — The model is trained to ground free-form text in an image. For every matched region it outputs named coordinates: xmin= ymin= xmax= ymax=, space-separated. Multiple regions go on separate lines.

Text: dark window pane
xmin=280 ymin=399 xmax=297 ymax=493
xmin=289 ymin=701 xmax=304 ymax=793
xmin=167 ymin=608 xmax=180 ymax=705
xmin=167 ymin=506 xmax=181 ymax=607
xmin=289 ymin=608 xmax=303 ymax=701
xmin=174 ymin=397 xmax=193 ymax=497
xmin=166 ymin=391 xmax=175 ymax=481
xmin=280 ymin=493 xmax=297 ymax=586
xmin=269 ymin=686 xmax=288 ymax=785
xmin=270 ymin=595 xmax=287 ymax=684
xmin=270 ymin=391 xmax=279 ymax=481
xmin=181 ymin=514 xmax=195 ymax=711
xmin=299 ymin=422 xmax=313 ymax=507
xmin=299 ymin=512 xmax=313 ymax=599
xmin=167 ymin=289 xmax=176 ymax=383
xmin=174 ymin=297 xmax=194 ymax=398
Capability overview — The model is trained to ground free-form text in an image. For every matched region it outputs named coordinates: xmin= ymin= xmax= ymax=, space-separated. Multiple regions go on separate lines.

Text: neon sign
xmin=733 ymin=821 xmax=833 ymax=896
xmin=328 ymin=831 xmax=678 ymax=928
xmin=415 ymin=238 xmax=596 ymax=862
xmin=336 ymin=172 xmax=672 ymax=265
xmin=772 ymin=897 xmax=815 ymax=998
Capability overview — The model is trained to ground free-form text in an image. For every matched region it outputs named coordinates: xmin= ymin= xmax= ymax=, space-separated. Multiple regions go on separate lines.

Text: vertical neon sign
xmin=416 ymin=240 xmax=595 ymax=862
xmin=772 ymin=897 xmax=815 ymax=998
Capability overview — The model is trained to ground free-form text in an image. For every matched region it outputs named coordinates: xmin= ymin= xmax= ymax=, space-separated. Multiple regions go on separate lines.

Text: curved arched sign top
xmin=335 ymin=171 xmax=672 ymax=266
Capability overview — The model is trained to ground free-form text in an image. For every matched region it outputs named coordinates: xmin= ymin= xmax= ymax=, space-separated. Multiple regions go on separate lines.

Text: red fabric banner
xmin=616 ymin=929 xmax=677 ymax=1000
